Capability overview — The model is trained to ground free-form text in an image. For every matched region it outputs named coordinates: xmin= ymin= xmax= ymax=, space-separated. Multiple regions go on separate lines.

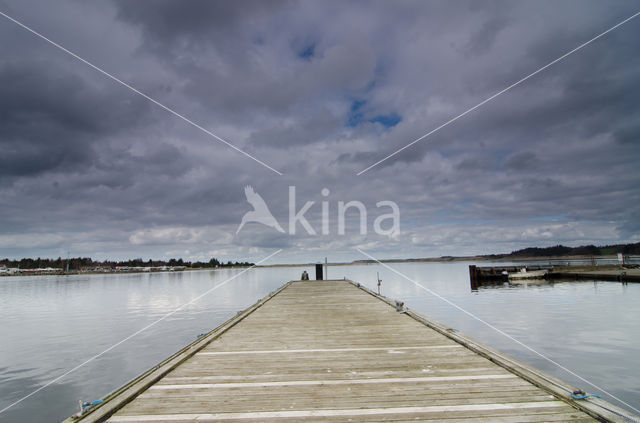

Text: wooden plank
xmin=148 ymin=374 xmax=519 ymax=390
xmin=196 ymin=345 xmax=462 ymax=355
xmin=108 ymin=401 xmax=568 ymax=421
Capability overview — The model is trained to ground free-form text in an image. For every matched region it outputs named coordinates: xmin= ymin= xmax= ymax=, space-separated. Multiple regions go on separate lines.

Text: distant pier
xmin=469 ymin=264 xmax=640 ymax=289
xmin=64 ymin=279 xmax=636 ymax=422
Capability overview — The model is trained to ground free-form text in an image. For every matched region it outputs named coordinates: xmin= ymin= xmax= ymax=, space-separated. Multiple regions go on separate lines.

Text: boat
xmin=509 ymin=267 xmax=548 ymax=281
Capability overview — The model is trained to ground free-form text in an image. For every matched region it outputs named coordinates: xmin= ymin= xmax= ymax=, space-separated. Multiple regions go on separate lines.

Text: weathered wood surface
xmin=98 ymin=280 xmax=605 ymax=422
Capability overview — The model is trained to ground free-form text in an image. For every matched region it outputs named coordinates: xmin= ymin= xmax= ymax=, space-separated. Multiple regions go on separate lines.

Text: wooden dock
xmin=469 ymin=265 xmax=640 ymax=289
xmin=66 ymin=280 xmax=636 ymax=423
xmin=547 ymin=268 xmax=640 ymax=283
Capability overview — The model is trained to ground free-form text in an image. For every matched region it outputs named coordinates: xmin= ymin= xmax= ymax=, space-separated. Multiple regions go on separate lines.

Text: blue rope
xmin=82 ymin=400 xmax=103 ymax=410
xmin=571 ymin=391 xmax=600 ymax=400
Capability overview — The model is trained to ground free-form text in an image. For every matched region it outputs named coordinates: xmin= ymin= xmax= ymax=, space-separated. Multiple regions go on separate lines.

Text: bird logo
xmin=236 ymin=186 xmax=285 ymax=234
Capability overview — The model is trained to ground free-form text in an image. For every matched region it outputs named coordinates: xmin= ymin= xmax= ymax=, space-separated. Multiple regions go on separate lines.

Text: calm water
xmin=0 ymin=262 xmax=639 ymax=422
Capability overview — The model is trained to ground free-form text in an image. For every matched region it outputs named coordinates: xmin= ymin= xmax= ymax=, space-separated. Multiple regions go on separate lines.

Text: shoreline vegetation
xmin=2 ymin=242 xmax=639 ymax=277
xmin=0 ymin=257 xmax=254 ymax=276
xmin=261 ymin=242 xmax=640 ymax=267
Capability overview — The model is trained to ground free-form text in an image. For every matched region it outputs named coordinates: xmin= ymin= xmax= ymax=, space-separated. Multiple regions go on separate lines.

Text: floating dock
xmin=65 ymin=279 xmax=636 ymax=422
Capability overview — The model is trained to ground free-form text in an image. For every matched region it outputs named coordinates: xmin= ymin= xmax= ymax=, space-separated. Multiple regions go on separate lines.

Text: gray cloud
xmin=0 ymin=59 xmax=149 ymax=179
xmin=0 ymin=0 xmax=638 ymax=263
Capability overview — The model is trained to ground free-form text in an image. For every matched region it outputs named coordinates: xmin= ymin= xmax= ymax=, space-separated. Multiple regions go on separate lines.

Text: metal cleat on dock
xmin=395 ymin=300 xmax=405 ymax=312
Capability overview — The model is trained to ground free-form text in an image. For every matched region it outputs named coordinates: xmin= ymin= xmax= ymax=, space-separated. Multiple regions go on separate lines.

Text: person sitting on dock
xmin=301 ymin=270 xmax=309 ymax=280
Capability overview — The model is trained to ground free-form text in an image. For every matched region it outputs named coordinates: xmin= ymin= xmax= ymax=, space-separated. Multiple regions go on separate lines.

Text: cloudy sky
xmin=1 ymin=0 xmax=639 ymax=264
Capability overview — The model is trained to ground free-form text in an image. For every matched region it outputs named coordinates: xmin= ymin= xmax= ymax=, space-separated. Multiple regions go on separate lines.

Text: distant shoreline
xmin=0 ymin=266 xmax=252 ymax=277
xmin=3 ymin=254 xmax=637 ymax=277
xmin=258 ymin=254 xmax=637 ymax=268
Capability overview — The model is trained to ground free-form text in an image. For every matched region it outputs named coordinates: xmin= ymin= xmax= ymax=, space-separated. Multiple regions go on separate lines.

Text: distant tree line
xmin=485 ymin=242 xmax=640 ymax=258
xmin=0 ymin=256 xmax=253 ymax=270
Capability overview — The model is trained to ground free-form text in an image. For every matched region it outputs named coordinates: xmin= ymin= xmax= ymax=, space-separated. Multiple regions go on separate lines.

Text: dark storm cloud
xmin=0 ymin=59 xmax=150 ymax=179
xmin=112 ymin=0 xmax=377 ymax=130
xmin=462 ymin=13 xmax=509 ymax=57
xmin=113 ymin=0 xmax=287 ymax=48
xmin=0 ymin=0 xmax=639 ymax=262
xmin=502 ymin=151 xmax=539 ymax=171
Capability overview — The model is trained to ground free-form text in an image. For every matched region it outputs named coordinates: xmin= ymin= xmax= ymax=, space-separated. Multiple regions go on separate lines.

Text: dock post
xmin=469 ymin=265 xmax=478 ymax=290
xmin=324 ymin=257 xmax=328 ymax=280
xmin=315 ymin=263 xmax=323 ymax=280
